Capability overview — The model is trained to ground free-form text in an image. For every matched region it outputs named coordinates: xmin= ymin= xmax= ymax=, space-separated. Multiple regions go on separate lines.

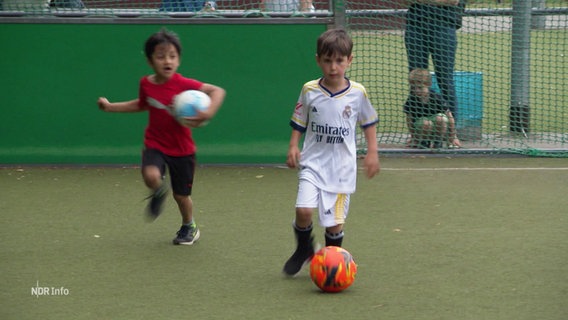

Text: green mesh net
xmin=0 ymin=0 xmax=332 ymax=16
xmin=346 ymin=0 xmax=567 ymax=157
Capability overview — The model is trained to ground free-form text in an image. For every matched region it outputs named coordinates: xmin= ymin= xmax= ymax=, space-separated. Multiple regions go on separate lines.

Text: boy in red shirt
xmin=98 ymin=29 xmax=226 ymax=245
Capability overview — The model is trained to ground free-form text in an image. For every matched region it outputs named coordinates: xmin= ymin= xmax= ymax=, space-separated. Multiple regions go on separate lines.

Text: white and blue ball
xmin=173 ymin=90 xmax=210 ymax=120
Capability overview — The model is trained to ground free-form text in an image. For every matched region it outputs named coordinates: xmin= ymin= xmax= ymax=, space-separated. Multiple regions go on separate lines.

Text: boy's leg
xmin=168 ymin=154 xmax=200 ymax=245
xmin=422 ymin=119 xmax=435 ymax=147
xmin=325 ymin=228 xmax=344 ymax=247
xmin=174 ymin=193 xmax=193 ymax=225
xmin=321 ymin=193 xmax=349 ymax=247
xmin=283 ymin=180 xmax=319 ymax=276
xmin=433 ymin=114 xmax=449 ymax=149
xmin=142 ymin=148 xmax=168 ymax=220
xmin=414 ymin=118 xmax=432 ymax=148
xmin=283 ymin=213 xmax=315 ymax=276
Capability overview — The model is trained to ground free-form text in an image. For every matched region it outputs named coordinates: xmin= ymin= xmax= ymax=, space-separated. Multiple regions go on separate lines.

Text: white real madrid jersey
xmin=290 ymin=78 xmax=379 ymax=194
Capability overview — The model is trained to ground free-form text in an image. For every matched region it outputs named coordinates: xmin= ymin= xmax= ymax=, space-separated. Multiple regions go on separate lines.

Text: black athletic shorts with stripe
xmin=142 ymin=148 xmax=196 ymax=196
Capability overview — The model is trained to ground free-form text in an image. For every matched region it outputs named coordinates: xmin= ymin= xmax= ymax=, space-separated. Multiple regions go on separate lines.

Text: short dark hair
xmin=144 ymin=28 xmax=182 ymax=59
xmin=316 ymin=28 xmax=353 ymax=57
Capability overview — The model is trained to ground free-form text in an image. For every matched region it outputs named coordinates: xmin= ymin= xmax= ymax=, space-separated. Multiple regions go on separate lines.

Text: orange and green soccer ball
xmin=309 ymin=246 xmax=357 ymax=293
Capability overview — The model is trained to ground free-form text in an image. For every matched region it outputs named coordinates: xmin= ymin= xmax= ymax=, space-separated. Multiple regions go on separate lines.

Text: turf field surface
xmin=1 ymin=157 xmax=567 ymax=319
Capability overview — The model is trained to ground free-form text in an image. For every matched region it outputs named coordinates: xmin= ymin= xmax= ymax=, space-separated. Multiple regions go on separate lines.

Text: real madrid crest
xmin=342 ymin=106 xmax=352 ymax=119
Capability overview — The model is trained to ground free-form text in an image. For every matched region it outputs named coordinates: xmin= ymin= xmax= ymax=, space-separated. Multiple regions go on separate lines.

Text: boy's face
xmin=410 ymin=81 xmax=430 ymax=97
xmin=148 ymin=43 xmax=180 ymax=82
xmin=316 ymin=53 xmax=352 ymax=83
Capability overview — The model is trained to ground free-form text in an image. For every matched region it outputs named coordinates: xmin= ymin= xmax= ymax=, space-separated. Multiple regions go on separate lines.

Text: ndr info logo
xmin=31 ymin=281 xmax=70 ymax=298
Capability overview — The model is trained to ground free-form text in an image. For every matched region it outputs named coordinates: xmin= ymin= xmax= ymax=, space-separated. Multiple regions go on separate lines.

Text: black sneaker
xmin=145 ymin=185 xmax=168 ymax=221
xmin=432 ymin=141 xmax=443 ymax=149
xmin=282 ymin=239 xmax=315 ymax=277
xmin=173 ymin=223 xmax=200 ymax=245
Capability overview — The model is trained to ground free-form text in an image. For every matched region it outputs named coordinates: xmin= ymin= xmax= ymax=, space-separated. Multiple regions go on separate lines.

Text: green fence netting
xmin=344 ymin=0 xmax=567 ymax=157
xmin=0 ymin=0 xmax=332 ymax=16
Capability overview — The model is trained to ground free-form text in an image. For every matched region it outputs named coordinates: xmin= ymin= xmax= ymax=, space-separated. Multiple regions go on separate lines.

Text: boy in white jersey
xmin=283 ymin=29 xmax=380 ymax=276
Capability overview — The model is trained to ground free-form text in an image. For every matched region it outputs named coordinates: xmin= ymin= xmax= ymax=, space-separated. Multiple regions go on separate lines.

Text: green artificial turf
xmin=1 ymin=157 xmax=567 ymax=319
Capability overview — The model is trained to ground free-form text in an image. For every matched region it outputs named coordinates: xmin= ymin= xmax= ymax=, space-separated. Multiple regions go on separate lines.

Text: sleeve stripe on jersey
xmin=361 ymin=119 xmax=379 ymax=129
xmin=302 ymin=80 xmax=320 ymax=95
xmin=351 ymin=82 xmax=369 ymax=97
xmin=290 ymin=120 xmax=307 ymax=132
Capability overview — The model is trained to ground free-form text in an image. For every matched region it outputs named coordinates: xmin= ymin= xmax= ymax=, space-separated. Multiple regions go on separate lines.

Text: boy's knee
xmin=414 ymin=118 xmax=431 ymax=131
xmin=435 ymin=114 xmax=449 ymax=124
xmin=142 ymin=166 xmax=163 ymax=186
xmin=421 ymin=120 xmax=433 ymax=131
xmin=295 ymin=208 xmax=313 ymax=225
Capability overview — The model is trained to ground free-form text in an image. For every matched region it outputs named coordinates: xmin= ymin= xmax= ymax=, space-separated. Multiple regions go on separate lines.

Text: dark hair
xmin=316 ymin=28 xmax=353 ymax=57
xmin=144 ymin=28 xmax=182 ymax=59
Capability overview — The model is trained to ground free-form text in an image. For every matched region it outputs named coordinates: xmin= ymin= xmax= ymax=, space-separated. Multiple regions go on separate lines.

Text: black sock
xmin=293 ymin=222 xmax=313 ymax=250
xmin=325 ymin=230 xmax=344 ymax=247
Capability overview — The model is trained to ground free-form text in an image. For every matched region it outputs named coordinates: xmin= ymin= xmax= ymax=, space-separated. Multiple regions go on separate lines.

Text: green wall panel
xmin=0 ymin=23 xmax=325 ymax=164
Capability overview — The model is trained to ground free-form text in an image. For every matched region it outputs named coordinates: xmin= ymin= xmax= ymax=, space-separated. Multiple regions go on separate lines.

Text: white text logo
xmin=31 ymin=281 xmax=70 ymax=298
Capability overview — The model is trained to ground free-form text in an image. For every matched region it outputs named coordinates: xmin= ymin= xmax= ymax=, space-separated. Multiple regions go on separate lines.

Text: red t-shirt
xmin=138 ymin=73 xmax=203 ymax=157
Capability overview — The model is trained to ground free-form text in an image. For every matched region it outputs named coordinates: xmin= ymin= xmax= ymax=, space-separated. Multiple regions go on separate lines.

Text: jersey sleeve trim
xmin=361 ymin=119 xmax=379 ymax=129
xmin=290 ymin=120 xmax=307 ymax=133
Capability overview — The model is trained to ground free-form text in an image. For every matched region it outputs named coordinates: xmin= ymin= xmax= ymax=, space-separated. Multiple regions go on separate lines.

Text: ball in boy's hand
xmin=173 ymin=90 xmax=210 ymax=127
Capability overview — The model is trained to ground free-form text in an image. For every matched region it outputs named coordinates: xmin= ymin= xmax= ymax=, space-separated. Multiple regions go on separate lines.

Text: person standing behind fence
xmin=50 ymin=0 xmax=84 ymax=8
xmin=404 ymin=0 xmax=466 ymax=120
xmin=261 ymin=0 xmax=314 ymax=12
xmin=160 ymin=0 xmax=205 ymax=12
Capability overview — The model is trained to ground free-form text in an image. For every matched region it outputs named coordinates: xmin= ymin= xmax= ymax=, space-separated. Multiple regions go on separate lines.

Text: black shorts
xmin=142 ymin=148 xmax=196 ymax=196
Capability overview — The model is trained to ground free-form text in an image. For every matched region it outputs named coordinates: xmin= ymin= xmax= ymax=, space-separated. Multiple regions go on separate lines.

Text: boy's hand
xmin=363 ymin=151 xmax=380 ymax=178
xmin=97 ymin=97 xmax=111 ymax=111
xmin=179 ymin=115 xmax=209 ymax=128
xmin=406 ymin=136 xmax=420 ymax=148
xmin=448 ymin=137 xmax=462 ymax=148
xmin=286 ymin=146 xmax=301 ymax=169
xmin=179 ymin=110 xmax=211 ymax=128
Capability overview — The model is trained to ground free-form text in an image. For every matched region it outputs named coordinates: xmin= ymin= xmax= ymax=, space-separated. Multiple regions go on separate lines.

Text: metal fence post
xmin=333 ymin=0 xmax=346 ymax=29
xmin=510 ymin=0 xmax=531 ymax=135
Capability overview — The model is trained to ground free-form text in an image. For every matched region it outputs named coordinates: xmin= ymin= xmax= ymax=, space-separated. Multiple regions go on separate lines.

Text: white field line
xmin=380 ymin=167 xmax=568 ymax=171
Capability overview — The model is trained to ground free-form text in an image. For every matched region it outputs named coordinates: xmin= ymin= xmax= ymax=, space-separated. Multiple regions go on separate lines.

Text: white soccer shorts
xmin=295 ymin=179 xmax=350 ymax=228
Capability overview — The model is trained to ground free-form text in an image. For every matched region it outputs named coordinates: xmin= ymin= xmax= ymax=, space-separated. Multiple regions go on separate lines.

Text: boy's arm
xmin=180 ymin=83 xmax=226 ymax=128
xmin=199 ymin=83 xmax=226 ymax=120
xmin=362 ymin=124 xmax=380 ymax=178
xmin=286 ymin=129 xmax=303 ymax=169
xmin=97 ymin=98 xmax=141 ymax=112
xmin=406 ymin=113 xmax=416 ymax=136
